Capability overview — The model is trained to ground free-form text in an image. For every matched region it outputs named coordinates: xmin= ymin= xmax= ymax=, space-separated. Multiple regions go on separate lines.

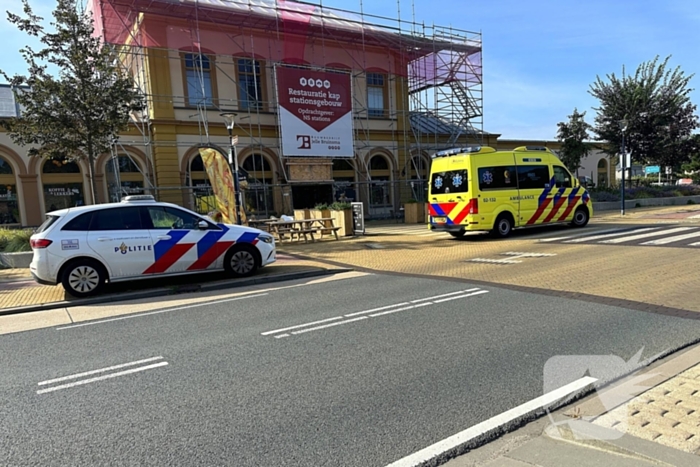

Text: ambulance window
xmin=553 ymin=166 xmax=572 ymax=188
xmin=479 ymin=166 xmax=517 ymax=190
xmin=517 ymin=165 xmax=550 ymax=190
xmin=430 ymin=170 xmax=468 ymax=194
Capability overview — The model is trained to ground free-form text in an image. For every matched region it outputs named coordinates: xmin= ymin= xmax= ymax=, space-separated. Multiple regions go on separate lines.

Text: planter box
xmin=0 ymin=251 xmax=33 ymax=269
xmin=294 ymin=209 xmax=311 ymax=220
xmin=404 ymin=203 xmax=426 ymax=224
xmin=331 ymin=209 xmax=353 ymax=236
xmin=310 ymin=209 xmax=331 ymax=220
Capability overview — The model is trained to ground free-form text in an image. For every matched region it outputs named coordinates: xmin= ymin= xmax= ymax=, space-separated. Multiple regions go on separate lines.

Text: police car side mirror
xmin=197 ymin=220 xmax=209 ymax=230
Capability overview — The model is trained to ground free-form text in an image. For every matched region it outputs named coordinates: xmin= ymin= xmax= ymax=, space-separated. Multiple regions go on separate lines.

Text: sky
xmin=0 ymin=0 xmax=698 ymax=141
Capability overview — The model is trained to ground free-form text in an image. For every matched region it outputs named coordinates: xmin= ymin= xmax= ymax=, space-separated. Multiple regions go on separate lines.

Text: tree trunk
xmin=87 ymin=155 xmax=98 ymax=205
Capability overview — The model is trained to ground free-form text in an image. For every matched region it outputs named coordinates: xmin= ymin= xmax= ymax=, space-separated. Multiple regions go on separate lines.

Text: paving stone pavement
xmin=281 ymin=221 xmax=700 ymax=314
xmin=594 ymin=363 xmax=700 ymax=454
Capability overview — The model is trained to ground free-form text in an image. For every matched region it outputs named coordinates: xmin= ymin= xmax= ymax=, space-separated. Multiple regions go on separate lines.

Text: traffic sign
xmin=666 ymin=166 xmax=673 ymax=175
xmin=232 ymin=135 xmax=239 ymax=145
xmin=644 ymin=165 xmax=660 ymax=174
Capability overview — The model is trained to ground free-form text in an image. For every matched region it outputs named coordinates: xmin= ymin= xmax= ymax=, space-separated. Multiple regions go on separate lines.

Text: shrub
xmin=313 ymin=203 xmax=330 ymax=210
xmin=329 ymin=201 xmax=351 ymax=211
xmin=0 ymin=229 xmax=32 ymax=253
xmin=591 ymin=191 xmax=619 ymax=202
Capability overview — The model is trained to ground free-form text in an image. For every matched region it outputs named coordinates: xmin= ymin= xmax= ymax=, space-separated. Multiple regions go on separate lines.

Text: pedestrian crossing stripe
xmin=540 ymin=226 xmax=700 ymax=248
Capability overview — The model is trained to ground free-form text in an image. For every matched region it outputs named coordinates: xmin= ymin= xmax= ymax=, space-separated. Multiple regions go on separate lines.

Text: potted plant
xmin=329 ymin=201 xmax=353 ymax=236
xmin=403 ymin=199 xmax=425 ymax=224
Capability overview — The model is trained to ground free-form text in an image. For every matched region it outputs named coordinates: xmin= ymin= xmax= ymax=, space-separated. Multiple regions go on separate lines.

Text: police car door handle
xmin=157 ymin=235 xmax=171 ymax=240
xmin=97 ymin=237 xmax=111 ymax=242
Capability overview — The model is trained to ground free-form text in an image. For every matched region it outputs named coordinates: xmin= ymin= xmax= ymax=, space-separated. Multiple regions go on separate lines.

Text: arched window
xmin=241 ymin=154 xmax=274 ymax=216
xmin=408 ymin=156 xmax=430 ymax=179
xmin=0 ymin=155 xmax=19 ymax=224
xmin=598 ymin=158 xmax=607 ymax=169
xmin=237 ymin=58 xmax=265 ymax=110
xmin=369 ymin=155 xmax=390 ymax=171
xmin=106 ymin=155 xmax=145 ymax=202
xmin=368 ymin=154 xmax=392 ymax=209
xmin=42 ymin=158 xmax=84 ymax=211
xmin=183 ymin=53 xmax=216 ymax=107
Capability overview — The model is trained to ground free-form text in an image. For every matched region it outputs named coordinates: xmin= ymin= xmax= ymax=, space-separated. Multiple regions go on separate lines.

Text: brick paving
xmin=594 ymin=363 xmax=700 ymax=454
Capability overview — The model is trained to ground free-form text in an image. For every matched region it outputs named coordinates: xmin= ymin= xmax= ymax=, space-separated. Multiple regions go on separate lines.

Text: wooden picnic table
xmin=267 ymin=217 xmax=340 ymax=243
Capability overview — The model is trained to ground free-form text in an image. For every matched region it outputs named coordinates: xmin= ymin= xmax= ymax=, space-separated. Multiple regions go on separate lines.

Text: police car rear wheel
xmin=571 ymin=207 xmax=590 ymax=228
xmin=492 ymin=214 xmax=513 ymax=238
xmin=225 ymin=245 xmax=259 ymax=277
xmin=61 ymin=259 xmax=105 ymax=298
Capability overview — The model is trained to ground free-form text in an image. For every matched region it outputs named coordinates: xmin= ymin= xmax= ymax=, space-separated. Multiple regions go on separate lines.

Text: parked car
xmin=29 ymin=195 xmax=276 ymax=297
xmin=578 ymin=176 xmax=596 ymax=189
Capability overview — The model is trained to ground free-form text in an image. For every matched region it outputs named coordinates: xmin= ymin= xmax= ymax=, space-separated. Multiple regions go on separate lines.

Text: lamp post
xmin=620 ymin=117 xmax=628 ymax=216
xmin=221 ymin=112 xmax=242 ymax=225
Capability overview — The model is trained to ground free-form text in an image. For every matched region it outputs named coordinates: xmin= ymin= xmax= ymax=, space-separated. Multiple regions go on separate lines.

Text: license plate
xmin=433 ymin=216 xmax=447 ymax=223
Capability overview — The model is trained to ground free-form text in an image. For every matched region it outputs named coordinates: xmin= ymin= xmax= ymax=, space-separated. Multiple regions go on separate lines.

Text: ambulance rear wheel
xmin=449 ymin=229 xmax=466 ymax=238
xmin=492 ymin=213 xmax=514 ymax=238
xmin=571 ymin=207 xmax=590 ymax=228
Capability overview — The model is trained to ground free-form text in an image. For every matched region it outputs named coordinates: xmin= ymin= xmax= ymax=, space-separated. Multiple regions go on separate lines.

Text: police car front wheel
xmin=61 ymin=259 xmax=106 ymax=298
xmin=224 ymin=245 xmax=260 ymax=277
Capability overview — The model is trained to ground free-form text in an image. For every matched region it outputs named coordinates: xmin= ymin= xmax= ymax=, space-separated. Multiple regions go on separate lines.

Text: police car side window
xmin=147 ymin=207 xmax=199 ymax=230
xmin=553 ymin=166 xmax=572 ymax=188
xmin=89 ymin=207 xmax=144 ymax=231
xmin=517 ymin=165 xmax=550 ymax=190
xmin=62 ymin=212 xmax=93 ymax=231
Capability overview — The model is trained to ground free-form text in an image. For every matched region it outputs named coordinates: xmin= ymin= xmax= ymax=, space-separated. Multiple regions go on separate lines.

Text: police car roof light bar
xmin=121 ymin=195 xmax=156 ymax=203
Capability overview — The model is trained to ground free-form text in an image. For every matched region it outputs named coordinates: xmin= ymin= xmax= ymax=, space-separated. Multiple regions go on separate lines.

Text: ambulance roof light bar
xmin=432 ymin=146 xmax=484 ymax=158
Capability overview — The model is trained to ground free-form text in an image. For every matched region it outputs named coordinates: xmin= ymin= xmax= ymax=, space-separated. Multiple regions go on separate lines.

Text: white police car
xmin=29 ymin=195 xmax=276 ymax=297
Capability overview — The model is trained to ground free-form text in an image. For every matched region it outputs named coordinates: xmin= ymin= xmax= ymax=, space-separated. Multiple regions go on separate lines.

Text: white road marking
xmin=640 ymin=230 xmax=700 ymax=245
xmin=433 ymin=290 xmax=490 ymax=303
xmin=501 ymin=252 xmax=557 ymax=257
xmin=538 ymin=228 xmax=625 ymax=243
xmin=262 ymin=289 xmax=490 ymax=337
xmin=38 ymin=356 xmax=164 ymax=386
xmin=599 ymin=227 xmax=694 ymax=244
xmin=384 ymin=376 xmax=598 ymax=467
xmin=468 ymin=258 xmax=522 ymax=264
xmin=37 ymin=362 xmax=169 ymax=394
xmin=410 ymin=289 xmax=480 ymax=303
xmin=291 ymin=316 xmax=369 ymax=335
xmin=57 ymin=293 xmax=268 ymax=330
xmin=564 ymin=227 xmax=660 ymax=243
xmin=344 ymin=302 xmax=411 ymax=318
xmin=688 ymin=214 xmax=700 ymax=219
xmin=690 ymin=242 xmax=700 ymax=247
xmin=369 ymin=302 xmax=433 ymax=317
xmin=260 ymin=315 xmax=345 ymax=336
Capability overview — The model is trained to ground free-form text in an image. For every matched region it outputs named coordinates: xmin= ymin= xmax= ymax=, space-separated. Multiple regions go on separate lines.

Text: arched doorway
xmin=368 ymin=153 xmax=393 ymax=217
xmin=241 ymin=154 xmax=274 ymax=217
xmin=41 ymin=158 xmax=85 ymax=211
xmin=185 ymin=154 xmax=214 ymax=214
xmin=597 ymin=158 xmax=608 ymax=188
xmin=0 ymin=155 xmax=20 ymax=224
xmin=105 ymin=154 xmax=147 ymax=202
xmin=332 ymin=158 xmax=357 ymax=202
xmin=407 ymin=155 xmax=430 ymax=202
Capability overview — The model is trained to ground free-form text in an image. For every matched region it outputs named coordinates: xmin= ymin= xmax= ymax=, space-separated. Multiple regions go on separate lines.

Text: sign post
xmin=351 ymin=202 xmax=365 ymax=236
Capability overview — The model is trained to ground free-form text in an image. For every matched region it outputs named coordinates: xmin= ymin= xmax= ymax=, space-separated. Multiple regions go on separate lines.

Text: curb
xmin=0 ymin=268 xmax=352 ymax=317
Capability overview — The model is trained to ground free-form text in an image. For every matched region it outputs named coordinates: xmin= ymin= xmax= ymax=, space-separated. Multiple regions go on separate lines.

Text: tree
xmin=681 ymin=134 xmax=700 ymax=182
xmin=589 ymin=55 xmax=698 ymax=169
xmin=1 ymin=0 xmax=144 ymax=204
xmin=556 ymin=108 xmax=592 ymax=174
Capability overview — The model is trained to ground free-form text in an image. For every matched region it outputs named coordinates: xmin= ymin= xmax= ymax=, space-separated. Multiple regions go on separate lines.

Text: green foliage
xmin=0 ymin=0 xmax=145 ymax=204
xmin=313 ymin=203 xmax=329 ymax=210
xmin=404 ymin=198 xmax=418 ymax=204
xmin=329 ymin=201 xmax=351 ymax=211
xmin=0 ymin=229 xmax=33 ymax=252
xmin=556 ymin=108 xmax=592 ymax=173
xmin=589 ymin=55 xmax=698 ymax=168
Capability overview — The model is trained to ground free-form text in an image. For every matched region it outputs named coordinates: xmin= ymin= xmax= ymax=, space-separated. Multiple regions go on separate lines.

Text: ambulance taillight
xmin=469 ymin=199 xmax=479 ymax=214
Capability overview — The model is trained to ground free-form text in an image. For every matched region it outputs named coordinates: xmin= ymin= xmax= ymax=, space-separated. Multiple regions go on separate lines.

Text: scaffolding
xmin=86 ymin=0 xmax=483 ymax=218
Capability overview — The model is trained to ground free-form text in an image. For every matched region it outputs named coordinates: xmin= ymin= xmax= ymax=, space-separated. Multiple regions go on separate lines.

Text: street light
xmin=220 ymin=112 xmax=242 ymax=225
xmin=620 ymin=117 xmax=629 ymax=216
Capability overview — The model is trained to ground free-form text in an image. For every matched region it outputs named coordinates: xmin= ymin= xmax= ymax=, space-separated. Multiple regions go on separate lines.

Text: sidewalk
xmin=0 ymin=255 xmax=340 ymax=312
xmin=445 ymin=344 xmax=700 ymax=467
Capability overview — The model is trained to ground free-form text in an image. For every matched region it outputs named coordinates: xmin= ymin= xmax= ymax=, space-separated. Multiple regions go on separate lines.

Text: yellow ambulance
xmin=427 ymin=146 xmax=592 ymax=238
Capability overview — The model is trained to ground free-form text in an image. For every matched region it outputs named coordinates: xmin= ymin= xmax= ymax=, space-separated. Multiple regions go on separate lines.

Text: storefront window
xmin=44 ymin=183 xmax=85 ymax=211
xmin=0 ymin=184 xmax=19 ymax=224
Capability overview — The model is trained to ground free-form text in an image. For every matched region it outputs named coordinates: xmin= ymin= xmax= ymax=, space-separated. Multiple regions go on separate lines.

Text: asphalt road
xmin=2 ymin=273 xmax=700 ymax=466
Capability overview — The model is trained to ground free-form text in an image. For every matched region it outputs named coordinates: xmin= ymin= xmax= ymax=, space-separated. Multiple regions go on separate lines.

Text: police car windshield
xmin=430 ymin=170 xmax=468 ymax=195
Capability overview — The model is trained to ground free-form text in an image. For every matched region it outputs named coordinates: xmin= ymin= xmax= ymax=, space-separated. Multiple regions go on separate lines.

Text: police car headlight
xmin=259 ymin=235 xmax=274 ymax=244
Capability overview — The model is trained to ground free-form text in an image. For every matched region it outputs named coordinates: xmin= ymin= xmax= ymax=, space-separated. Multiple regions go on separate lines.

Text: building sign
xmin=276 ymin=66 xmax=353 ymax=157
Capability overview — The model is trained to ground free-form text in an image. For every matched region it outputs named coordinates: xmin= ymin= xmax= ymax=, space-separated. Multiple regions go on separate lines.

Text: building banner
xmin=276 ymin=66 xmax=353 ymax=157
xmin=199 ymin=147 xmax=245 ymax=224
